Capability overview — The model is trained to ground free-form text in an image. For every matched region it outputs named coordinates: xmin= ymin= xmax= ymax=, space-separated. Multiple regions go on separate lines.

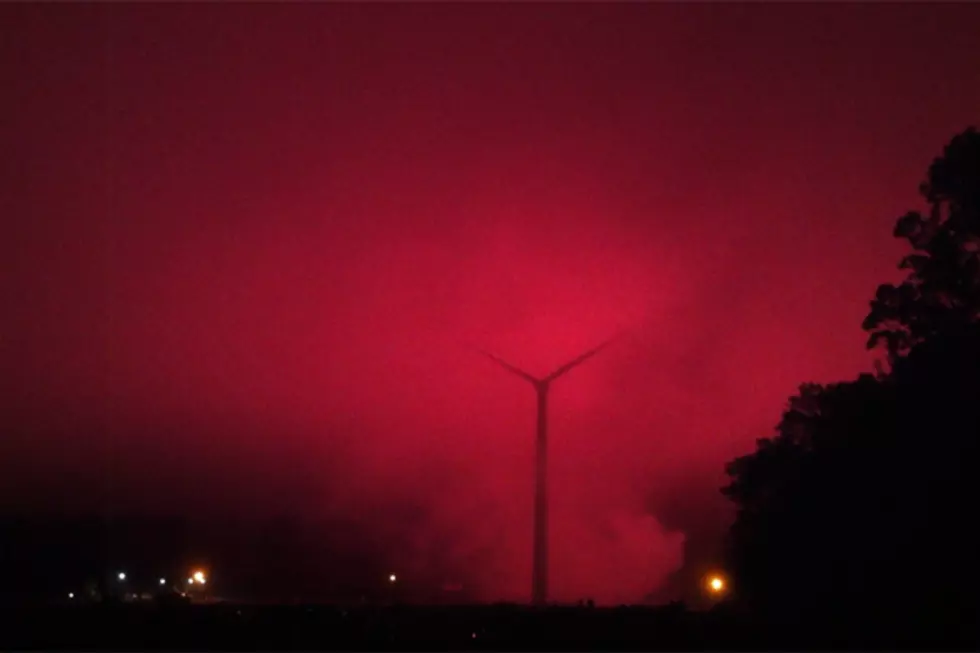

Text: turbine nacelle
xmin=476 ymin=333 xmax=621 ymax=388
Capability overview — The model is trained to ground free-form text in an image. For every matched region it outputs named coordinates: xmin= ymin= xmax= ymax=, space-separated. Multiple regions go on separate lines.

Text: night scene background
xmin=2 ymin=2 xmax=978 ymax=648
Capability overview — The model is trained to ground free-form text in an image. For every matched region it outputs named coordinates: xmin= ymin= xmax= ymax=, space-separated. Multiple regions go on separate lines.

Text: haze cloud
xmin=3 ymin=2 xmax=979 ymax=603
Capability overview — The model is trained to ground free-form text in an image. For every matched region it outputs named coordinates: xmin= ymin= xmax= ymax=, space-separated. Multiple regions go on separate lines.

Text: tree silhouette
xmin=864 ymin=128 xmax=980 ymax=360
xmin=722 ymin=129 xmax=980 ymax=645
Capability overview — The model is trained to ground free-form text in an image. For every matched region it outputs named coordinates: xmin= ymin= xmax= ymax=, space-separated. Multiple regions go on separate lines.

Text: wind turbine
xmin=477 ymin=335 xmax=619 ymax=606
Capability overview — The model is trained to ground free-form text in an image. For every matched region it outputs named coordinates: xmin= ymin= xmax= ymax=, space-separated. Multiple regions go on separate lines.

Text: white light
xmin=193 ymin=571 xmax=206 ymax=583
xmin=117 ymin=572 xmax=126 ymax=581
xmin=159 ymin=578 xmax=166 ymax=585
xmin=68 ymin=592 xmax=75 ymax=599
xmin=187 ymin=577 xmax=194 ymax=584
xmin=389 ymin=573 xmax=397 ymax=583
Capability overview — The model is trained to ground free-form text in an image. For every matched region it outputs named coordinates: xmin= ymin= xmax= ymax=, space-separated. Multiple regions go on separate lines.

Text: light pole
xmin=478 ymin=336 xmax=617 ymax=605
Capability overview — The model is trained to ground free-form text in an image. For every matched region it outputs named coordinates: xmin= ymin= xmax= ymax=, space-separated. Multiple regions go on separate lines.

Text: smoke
xmin=2 ymin=160 xmax=705 ymax=602
xmin=10 ymin=2 xmax=970 ymax=603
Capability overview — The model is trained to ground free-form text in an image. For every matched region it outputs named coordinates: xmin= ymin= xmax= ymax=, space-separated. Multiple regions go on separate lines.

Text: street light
xmin=159 ymin=578 xmax=166 ymax=586
xmin=117 ymin=572 xmax=126 ymax=582
xmin=388 ymin=573 xmax=397 ymax=583
xmin=706 ymin=573 xmax=727 ymax=595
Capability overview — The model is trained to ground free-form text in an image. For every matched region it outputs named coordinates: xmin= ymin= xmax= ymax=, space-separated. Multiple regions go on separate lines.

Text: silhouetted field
xmin=2 ymin=602 xmax=974 ymax=650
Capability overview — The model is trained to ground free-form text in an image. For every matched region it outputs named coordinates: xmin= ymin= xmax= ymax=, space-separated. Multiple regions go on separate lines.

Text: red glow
xmin=2 ymin=2 xmax=979 ymax=604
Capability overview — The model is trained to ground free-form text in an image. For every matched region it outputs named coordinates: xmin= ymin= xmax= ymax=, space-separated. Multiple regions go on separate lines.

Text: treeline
xmin=722 ymin=128 xmax=979 ymax=645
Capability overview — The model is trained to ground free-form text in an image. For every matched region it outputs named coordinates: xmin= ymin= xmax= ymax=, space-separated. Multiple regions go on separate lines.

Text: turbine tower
xmin=478 ymin=336 xmax=617 ymax=606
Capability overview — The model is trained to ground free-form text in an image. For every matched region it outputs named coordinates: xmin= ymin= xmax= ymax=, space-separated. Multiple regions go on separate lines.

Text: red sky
xmin=2 ymin=3 xmax=979 ymax=604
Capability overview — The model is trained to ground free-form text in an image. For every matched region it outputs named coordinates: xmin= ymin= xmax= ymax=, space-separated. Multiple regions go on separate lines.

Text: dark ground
xmin=2 ymin=602 xmax=975 ymax=651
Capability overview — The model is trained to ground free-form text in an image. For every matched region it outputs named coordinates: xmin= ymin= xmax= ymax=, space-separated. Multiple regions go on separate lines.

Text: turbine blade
xmin=543 ymin=334 xmax=621 ymax=383
xmin=477 ymin=349 xmax=540 ymax=384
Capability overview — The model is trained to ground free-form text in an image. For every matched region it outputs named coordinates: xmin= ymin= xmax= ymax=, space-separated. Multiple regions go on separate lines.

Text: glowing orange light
xmin=707 ymin=574 xmax=726 ymax=593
